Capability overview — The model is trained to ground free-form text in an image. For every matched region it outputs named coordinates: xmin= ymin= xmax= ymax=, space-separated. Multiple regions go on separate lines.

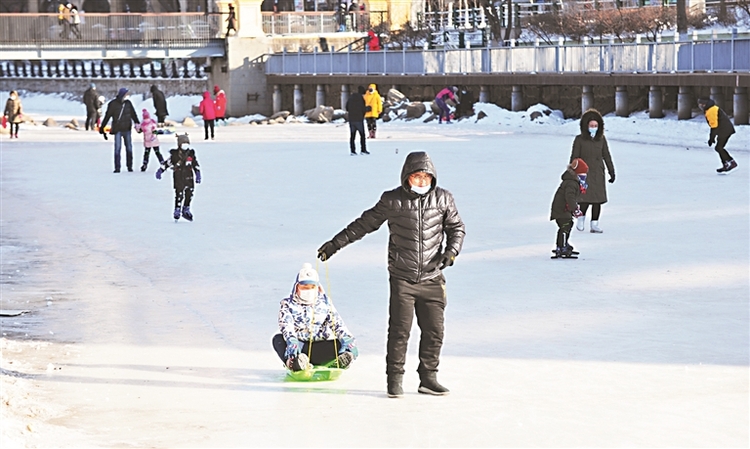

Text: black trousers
xmin=366 ymin=117 xmax=377 ymax=133
xmin=9 ymin=123 xmax=19 ymax=136
xmin=556 ymin=218 xmax=573 ymax=248
xmin=142 ymin=146 xmax=164 ymax=166
xmin=204 ymin=119 xmax=215 ymax=139
xmin=272 ymin=333 xmax=340 ymax=366
xmin=175 ymin=187 xmax=193 ymax=209
xmin=387 ymin=275 xmax=446 ymax=376
xmin=85 ymin=110 xmax=97 ymax=130
xmin=715 ymin=135 xmax=733 ymax=163
xmin=157 ymin=114 xmax=167 ymax=125
xmin=349 ymin=120 xmax=366 ymax=154
xmin=579 ymin=203 xmax=601 ymax=220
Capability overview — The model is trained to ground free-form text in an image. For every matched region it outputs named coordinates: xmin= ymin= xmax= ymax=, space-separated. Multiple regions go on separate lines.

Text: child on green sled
xmin=272 ymin=263 xmax=358 ymax=372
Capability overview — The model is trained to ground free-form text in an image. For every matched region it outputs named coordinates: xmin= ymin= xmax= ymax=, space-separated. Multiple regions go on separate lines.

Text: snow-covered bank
xmin=9 ymin=92 xmax=749 ymax=153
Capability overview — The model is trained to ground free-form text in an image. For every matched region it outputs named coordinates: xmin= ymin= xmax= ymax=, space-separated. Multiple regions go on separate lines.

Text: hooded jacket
xmin=4 ymin=93 xmax=23 ymax=124
xmin=570 ymin=109 xmax=615 ymax=204
xmin=199 ymin=91 xmax=216 ymax=120
xmin=278 ymin=275 xmax=354 ymax=344
xmin=213 ymin=86 xmax=227 ymax=119
xmin=550 ymin=168 xmax=581 ymax=220
xmin=364 ymin=84 xmax=382 ymax=119
xmin=101 ymin=92 xmax=139 ymax=134
xmin=328 ymin=151 xmax=465 ymax=284
xmin=139 ymin=110 xmax=160 ymax=148
xmin=701 ymin=98 xmax=735 ymax=139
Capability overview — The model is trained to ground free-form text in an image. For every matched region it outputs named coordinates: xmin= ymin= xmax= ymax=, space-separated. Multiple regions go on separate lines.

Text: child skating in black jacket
xmin=550 ymin=158 xmax=588 ymax=258
xmin=156 ymin=134 xmax=201 ymax=221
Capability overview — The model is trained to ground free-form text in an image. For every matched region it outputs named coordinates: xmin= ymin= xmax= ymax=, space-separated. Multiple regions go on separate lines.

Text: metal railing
xmin=261 ymin=12 xmax=370 ymax=34
xmin=0 ymin=13 xmax=224 ymax=48
xmin=266 ymin=35 xmax=750 ymax=75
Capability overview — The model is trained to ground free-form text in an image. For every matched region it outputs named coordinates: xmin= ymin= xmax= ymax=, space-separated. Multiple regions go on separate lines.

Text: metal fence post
xmin=313 ymin=46 xmax=317 ymax=75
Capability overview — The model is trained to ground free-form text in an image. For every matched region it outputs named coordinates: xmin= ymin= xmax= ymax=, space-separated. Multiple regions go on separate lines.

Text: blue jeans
xmin=114 ymin=131 xmax=133 ymax=171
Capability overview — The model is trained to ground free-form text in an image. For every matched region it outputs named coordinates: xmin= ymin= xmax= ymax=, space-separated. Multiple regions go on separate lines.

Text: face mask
xmin=411 ymin=184 xmax=430 ymax=195
xmin=297 ymin=287 xmax=318 ymax=305
xmin=589 ymin=127 xmax=598 ymax=138
xmin=368 ymin=89 xmax=373 ymax=93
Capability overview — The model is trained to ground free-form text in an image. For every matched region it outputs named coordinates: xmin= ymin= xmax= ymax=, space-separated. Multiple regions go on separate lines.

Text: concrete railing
xmin=0 ymin=13 xmax=224 ymax=46
xmin=261 ymin=12 xmax=370 ymax=34
xmin=266 ymin=36 xmax=750 ymax=75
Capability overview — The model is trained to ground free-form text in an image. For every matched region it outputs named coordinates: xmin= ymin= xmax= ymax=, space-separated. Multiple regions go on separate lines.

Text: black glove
xmin=708 ymin=137 xmax=715 ymax=147
xmin=317 ymin=241 xmax=338 ymax=261
xmin=608 ymin=173 xmax=615 ymax=184
xmin=102 ymin=132 xmax=108 ymax=140
xmin=439 ymin=251 xmax=456 ymax=270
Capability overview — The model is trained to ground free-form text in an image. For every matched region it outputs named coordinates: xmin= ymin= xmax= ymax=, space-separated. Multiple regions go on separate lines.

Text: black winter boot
xmin=387 ymin=374 xmax=404 ymax=398
xmin=418 ymin=372 xmax=449 ymax=395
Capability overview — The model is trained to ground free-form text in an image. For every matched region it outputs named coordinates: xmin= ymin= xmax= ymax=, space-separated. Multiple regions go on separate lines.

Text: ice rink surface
xmin=1 ymin=110 xmax=748 ymax=447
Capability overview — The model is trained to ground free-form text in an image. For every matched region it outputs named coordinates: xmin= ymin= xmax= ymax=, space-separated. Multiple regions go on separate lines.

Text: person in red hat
xmin=550 ymin=158 xmax=588 ymax=259
xmin=213 ymin=85 xmax=227 ymax=125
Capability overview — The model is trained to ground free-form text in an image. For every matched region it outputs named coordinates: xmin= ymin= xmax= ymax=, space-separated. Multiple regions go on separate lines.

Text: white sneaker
xmin=590 ymin=220 xmax=603 ymax=233
xmin=576 ymin=216 xmax=585 ymax=231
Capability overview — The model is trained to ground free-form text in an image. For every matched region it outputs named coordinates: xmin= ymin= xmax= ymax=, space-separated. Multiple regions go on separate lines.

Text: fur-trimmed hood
xmin=580 ymin=109 xmax=604 ymax=141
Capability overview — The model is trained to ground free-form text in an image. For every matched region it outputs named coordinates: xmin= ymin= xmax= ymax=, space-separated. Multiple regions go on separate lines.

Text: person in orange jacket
xmin=363 ymin=83 xmax=382 ymax=138
xmin=213 ymin=85 xmax=227 ymax=124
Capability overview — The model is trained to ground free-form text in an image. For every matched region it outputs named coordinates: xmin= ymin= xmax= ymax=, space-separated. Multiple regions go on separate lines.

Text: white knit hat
xmin=296 ymin=263 xmax=319 ymax=285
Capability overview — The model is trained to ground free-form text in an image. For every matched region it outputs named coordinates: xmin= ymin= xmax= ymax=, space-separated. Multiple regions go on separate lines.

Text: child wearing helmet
xmin=272 ymin=263 xmax=358 ymax=372
xmin=156 ymin=134 xmax=202 ymax=221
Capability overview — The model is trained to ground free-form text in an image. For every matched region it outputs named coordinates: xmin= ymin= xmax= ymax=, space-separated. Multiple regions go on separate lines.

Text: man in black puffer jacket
xmin=318 ymin=151 xmax=465 ymax=398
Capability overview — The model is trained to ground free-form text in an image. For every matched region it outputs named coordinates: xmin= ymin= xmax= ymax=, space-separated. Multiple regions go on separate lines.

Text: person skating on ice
xmin=317 ymin=151 xmax=465 ymax=398
xmin=156 ymin=134 xmax=201 ymax=221
xmin=363 ymin=83 xmax=382 ymax=138
xmin=697 ymin=98 xmax=738 ymax=173
xmin=570 ymin=108 xmax=615 ymax=233
xmin=135 ymin=109 xmax=164 ymax=172
xmin=100 ymin=87 xmax=140 ymax=173
xmin=199 ymin=91 xmax=216 ymax=140
xmin=272 ymin=263 xmax=359 ymax=372
xmin=346 ymin=85 xmax=369 ymax=155
xmin=3 ymin=90 xmax=23 ymax=139
xmin=550 ymin=158 xmax=588 ymax=259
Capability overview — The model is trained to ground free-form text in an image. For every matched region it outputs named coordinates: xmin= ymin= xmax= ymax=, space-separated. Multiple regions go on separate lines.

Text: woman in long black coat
xmin=570 ymin=109 xmax=615 ymax=233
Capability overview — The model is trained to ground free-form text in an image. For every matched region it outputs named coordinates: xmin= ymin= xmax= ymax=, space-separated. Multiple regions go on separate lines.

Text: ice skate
xmin=181 ymin=206 xmax=193 ymax=222
xmin=140 ymin=163 xmax=147 ymax=172
xmin=361 ymin=149 xmax=370 ymax=155
xmin=173 ymin=207 xmax=181 ymax=220
xmin=717 ymin=161 xmax=729 ymax=173
xmin=590 ymin=220 xmax=603 ymax=233
xmin=576 ymin=216 xmax=585 ymax=231
xmin=725 ymin=160 xmax=738 ymax=172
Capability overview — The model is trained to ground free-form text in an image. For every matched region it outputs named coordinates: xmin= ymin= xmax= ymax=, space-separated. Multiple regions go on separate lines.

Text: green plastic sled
xmin=286 ymin=366 xmax=345 ymax=382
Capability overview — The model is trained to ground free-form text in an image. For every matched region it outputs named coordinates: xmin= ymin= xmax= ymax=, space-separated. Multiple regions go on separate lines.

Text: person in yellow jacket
xmin=364 ymin=84 xmax=382 ymax=139
xmin=697 ymin=98 xmax=737 ymax=173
